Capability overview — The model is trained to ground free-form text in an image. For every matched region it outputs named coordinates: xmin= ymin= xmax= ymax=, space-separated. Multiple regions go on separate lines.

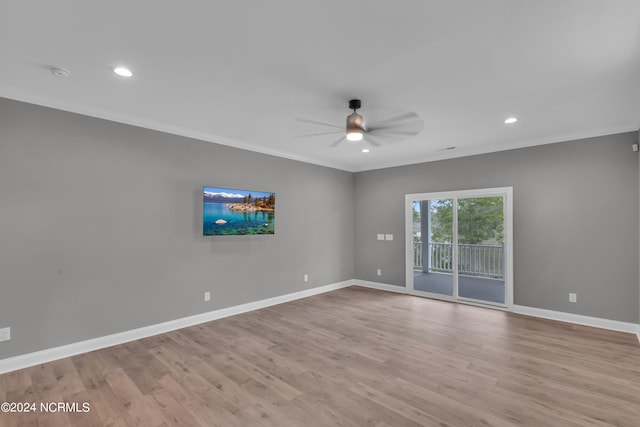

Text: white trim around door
xmin=405 ymin=187 xmax=514 ymax=311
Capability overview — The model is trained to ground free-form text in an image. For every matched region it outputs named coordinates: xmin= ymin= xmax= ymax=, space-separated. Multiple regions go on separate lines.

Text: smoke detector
xmin=50 ymin=67 xmax=70 ymax=78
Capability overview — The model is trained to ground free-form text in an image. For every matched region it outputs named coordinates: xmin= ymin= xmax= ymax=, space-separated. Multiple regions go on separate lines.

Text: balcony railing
xmin=413 ymin=241 xmax=504 ymax=279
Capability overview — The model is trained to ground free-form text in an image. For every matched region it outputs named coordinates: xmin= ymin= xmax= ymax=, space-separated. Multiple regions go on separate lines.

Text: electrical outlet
xmin=377 ymin=269 xmax=381 ymax=276
xmin=0 ymin=327 xmax=11 ymax=342
xmin=204 ymin=291 xmax=211 ymax=302
xmin=569 ymin=293 xmax=577 ymax=303
xmin=304 ymin=274 xmax=308 ymax=282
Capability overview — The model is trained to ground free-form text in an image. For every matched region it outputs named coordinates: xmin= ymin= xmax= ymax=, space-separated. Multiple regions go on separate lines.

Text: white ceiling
xmin=1 ymin=1 xmax=640 ymax=172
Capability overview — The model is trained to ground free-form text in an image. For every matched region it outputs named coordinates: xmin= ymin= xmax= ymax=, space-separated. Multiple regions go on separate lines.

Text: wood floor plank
xmin=1 ymin=286 xmax=640 ymax=426
xmin=103 ymin=368 xmax=167 ymax=426
xmin=288 ymin=369 xmax=425 ymax=427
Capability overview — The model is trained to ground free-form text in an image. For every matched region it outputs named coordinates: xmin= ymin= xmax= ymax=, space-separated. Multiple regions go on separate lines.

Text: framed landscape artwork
xmin=203 ymin=186 xmax=275 ymax=236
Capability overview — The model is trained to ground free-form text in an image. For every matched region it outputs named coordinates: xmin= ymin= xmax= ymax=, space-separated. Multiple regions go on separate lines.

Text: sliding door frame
xmin=405 ymin=187 xmax=514 ymax=310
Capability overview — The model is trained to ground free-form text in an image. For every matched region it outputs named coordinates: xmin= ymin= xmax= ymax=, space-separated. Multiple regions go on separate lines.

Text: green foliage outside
xmin=424 ymin=197 xmax=504 ymax=245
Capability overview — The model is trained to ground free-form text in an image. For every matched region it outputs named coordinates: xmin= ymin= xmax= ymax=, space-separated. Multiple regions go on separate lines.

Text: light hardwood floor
xmin=1 ymin=286 xmax=639 ymax=426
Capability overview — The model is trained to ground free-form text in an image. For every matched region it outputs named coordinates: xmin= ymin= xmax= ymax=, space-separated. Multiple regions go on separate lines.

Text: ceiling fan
xmin=296 ymin=99 xmax=423 ymax=147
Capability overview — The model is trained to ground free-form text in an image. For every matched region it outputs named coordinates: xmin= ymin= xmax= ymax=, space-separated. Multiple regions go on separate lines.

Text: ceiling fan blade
xmin=367 ymin=111 xmax=420 ymax=129
xmin=364 ymin=134 xmax=383 ymax=147
xmin=294 ymin=117 xmax=343 ymax=129
xmin=367 ymin=128 xmax=418 ymax=137
xmin=295 ymin=130 xmax=344 ymax=138
xmin=329 ymin=135 xmax=346 ymax=147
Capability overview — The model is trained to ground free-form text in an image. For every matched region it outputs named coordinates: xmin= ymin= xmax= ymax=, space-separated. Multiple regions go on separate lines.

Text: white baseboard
xmin=353 ymin=280 xmax=408 ymax=294
xmin=0 ymin=280 xmax=354 ymax=375
xmin=513 ymin=305 xmax=639 ymax=336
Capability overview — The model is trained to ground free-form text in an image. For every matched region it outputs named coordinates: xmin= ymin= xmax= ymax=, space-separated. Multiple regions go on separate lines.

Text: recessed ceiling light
xmin=114 ymin=67 xmax=133 ymax=77
xmin=361 ymin=148 xmax=370 ymax=153
xmin=504 ymin=117 xmax=518 ymax=124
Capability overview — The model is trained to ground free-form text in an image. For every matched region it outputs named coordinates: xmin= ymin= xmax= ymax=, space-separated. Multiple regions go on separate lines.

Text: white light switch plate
xmin=377 ymin=234 xmax=385 ymax=240
xmin=385 ymin=234 xmax=393 ymax=241
xmin=0 ymin=327 xmax=10 ymax=342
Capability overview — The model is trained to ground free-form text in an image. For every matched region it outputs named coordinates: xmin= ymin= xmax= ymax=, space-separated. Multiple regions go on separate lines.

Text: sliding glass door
xmin=406 ymin=188 xmax=513 ymax=309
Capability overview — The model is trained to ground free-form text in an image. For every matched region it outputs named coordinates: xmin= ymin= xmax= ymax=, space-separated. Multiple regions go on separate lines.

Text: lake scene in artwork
xmin=203 ymin=186 xmax=275 ymax=235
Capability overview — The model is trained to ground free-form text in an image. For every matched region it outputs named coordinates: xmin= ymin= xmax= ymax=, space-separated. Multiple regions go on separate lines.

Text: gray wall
xmin=1 ymin=96 xmax=637 ymax=362
xmin=354 ymin=133 xmax=639 ymax=323
xmin=0 ymin=98 xmax=355 ymax=359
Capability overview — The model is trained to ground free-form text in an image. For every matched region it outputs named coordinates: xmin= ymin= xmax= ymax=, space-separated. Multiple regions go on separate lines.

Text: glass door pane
xmin=456 ymin=196 xmax=505 ymax=304
xmin=412 ymin=199 xmax=454 ymax=297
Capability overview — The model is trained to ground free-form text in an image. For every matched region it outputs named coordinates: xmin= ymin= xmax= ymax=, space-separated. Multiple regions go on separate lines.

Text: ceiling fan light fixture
xmin=346 ymin=111 xmax=364 ymax=142
xmin=346 ymin=130 xmax=363 ymax=142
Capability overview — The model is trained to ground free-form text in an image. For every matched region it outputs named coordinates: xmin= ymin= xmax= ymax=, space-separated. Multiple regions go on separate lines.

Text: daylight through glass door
xmin=407 ymin=188 xmax=511 ymax=308
xmin=456 ymin=196 xmax=505 ymax=304
xmin=411 ymin=199 xmax=454 ymax=298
